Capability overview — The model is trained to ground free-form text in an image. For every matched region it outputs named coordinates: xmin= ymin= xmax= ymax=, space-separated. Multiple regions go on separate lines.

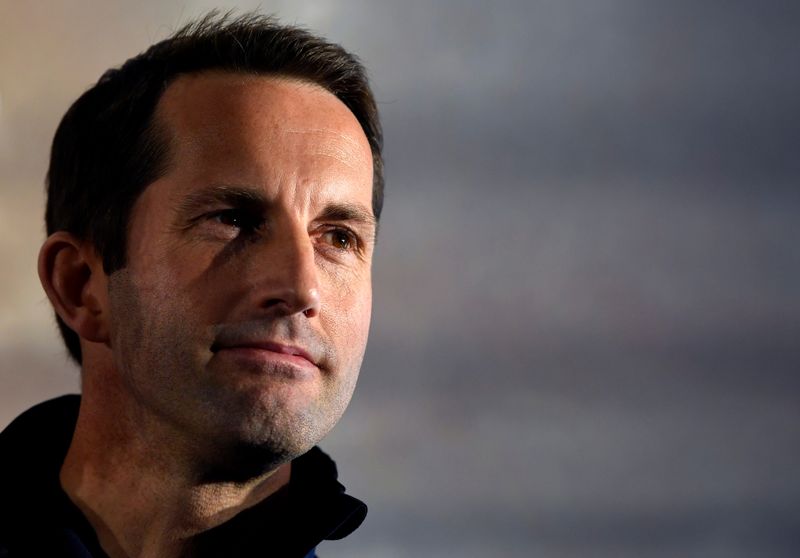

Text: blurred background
xmin=1 ymin=1 xmax=799 ymax=556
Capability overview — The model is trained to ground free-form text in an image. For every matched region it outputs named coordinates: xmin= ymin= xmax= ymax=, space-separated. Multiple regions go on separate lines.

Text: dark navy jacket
xmin=0 ymin=395 xmax=366 ymax=557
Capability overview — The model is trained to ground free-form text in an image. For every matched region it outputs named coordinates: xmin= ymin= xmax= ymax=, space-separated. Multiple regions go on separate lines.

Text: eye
xmin=209 ymin=209 xmax=263 ymax=234
xmin=321 ymin=228 xmax=358 ymax=251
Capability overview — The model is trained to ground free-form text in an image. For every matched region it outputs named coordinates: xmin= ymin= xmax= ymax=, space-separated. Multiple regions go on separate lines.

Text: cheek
xmin=349 ymin=290 xmax=373 ymax=342
xmin=136 ymin=242 xmax=231 ymax=316
xmin=325 ymin=277 xmax=372 ymax=356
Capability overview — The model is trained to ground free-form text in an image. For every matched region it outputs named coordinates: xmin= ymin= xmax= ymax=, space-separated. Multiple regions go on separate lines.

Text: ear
xmin=38 ymin=232 xmax=111 ymax=345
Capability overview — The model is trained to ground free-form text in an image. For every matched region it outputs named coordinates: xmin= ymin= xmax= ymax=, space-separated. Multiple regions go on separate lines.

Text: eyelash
xmin=202 ymin=209 xmax=361 ymax=253
xmin=208 ymin=208 xmax=264 ymax=234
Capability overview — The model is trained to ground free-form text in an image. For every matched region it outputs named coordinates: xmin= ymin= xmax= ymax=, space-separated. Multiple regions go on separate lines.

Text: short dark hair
xmin=45 ymin=12 xmax=384 ymax=364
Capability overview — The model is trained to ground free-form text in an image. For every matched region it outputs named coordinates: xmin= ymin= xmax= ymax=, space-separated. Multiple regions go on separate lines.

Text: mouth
xmin=211 ymin=340 xmax=318 ymax=369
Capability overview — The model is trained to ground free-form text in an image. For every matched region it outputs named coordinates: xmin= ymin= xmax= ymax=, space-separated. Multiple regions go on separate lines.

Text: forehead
xmin=152 ymin=71 xmax=373 ymax=194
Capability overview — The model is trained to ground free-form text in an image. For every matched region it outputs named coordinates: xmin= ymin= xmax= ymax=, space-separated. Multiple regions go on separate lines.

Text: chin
xmin=196 ymin=366 xmax=356 ymax=481
xmin=199 ymin=401 xmax=329 ymax=482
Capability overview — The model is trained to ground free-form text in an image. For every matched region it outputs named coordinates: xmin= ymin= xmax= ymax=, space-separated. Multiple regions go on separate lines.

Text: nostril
xmin=303 ymin=288 xmax=321 ymax=318
xmin=260 ymin=287 xmax=320 ymax=317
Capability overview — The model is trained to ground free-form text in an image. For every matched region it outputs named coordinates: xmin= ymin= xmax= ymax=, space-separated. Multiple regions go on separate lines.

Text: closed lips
xmin=213 ymin=340 xmax=317 ymax=366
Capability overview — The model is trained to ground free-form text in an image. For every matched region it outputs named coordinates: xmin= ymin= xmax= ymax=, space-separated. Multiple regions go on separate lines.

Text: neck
xmin=60 ymin=374 xmax=291 ymax=558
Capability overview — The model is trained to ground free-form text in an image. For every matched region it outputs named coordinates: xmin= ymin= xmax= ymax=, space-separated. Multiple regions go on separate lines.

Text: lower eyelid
xmin=197 ymin=221 xmax=240 ymax=239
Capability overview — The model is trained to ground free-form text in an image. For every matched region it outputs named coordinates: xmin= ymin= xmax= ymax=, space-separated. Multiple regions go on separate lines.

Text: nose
xmin=255 ymin=228 xmax=321 ymax=318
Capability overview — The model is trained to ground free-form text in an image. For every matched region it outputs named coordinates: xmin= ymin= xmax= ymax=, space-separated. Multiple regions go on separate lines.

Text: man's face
xmin=106 ymin=72 xmax=375 ymax=469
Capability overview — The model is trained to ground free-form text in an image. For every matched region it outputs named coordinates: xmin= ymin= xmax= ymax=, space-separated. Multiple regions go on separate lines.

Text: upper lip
xmin=214 ymin=340 xmax=317 ymax=366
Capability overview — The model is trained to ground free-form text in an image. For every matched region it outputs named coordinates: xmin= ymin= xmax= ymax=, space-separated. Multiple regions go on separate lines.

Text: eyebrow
xmin=316 ymin=202 xmax=377 ymax=233
xmin=176 ymin=185 xmax=268 ymax=216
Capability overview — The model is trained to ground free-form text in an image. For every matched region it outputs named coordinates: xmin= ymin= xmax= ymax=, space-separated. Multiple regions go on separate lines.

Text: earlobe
xmin=38 ymin=232 xmax=111 ymax=344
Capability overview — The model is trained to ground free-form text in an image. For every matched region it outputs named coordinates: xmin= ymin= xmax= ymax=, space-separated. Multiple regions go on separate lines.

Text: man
xmin=0 ymin=12 xmax=383 ymax=558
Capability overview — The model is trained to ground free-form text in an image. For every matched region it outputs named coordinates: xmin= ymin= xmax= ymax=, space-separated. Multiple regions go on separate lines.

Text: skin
xmin=38 ymin=72 xmax=375 ymax=558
